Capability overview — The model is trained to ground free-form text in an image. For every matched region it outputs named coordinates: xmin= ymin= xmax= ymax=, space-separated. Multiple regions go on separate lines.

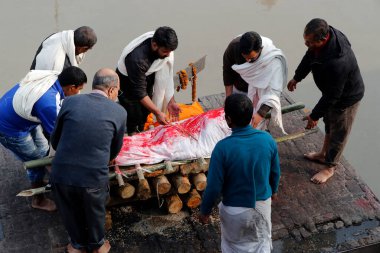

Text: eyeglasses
xmin=118 ymin=90 xmax=123 ymax=96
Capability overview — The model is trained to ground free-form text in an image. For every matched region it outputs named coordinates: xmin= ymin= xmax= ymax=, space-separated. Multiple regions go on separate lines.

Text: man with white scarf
xmin=0 ymin=66 xmax=87 ymax=211
xmin=116 ymin=26 xmax=180 ymax=135
xmin=30 ymin=26 xmax=97 ymax=72
xmin=223 ymin=31 xmax=288 ymax=134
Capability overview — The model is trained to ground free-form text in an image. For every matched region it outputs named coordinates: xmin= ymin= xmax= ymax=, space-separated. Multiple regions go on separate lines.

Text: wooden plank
xmin=173 ymin=55 xmax=206 ymax=87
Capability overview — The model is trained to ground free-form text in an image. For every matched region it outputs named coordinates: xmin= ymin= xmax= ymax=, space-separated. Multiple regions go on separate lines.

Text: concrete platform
xmin=1 ymin=93 xmax=380 ymax=253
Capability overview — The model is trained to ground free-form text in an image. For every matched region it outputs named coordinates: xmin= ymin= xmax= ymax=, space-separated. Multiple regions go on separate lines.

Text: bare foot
xmin=92 ymin=240 xmax=111 ymax=253
xmin=304 ymin=151 xmax=325 ymax=163
xmin=310 ymin=167 xmax=335 ymax=184
xmin=66 ymin=243 xmax=86 ymax=253
xmin=31 ymin=196 xmax=57 ymax=212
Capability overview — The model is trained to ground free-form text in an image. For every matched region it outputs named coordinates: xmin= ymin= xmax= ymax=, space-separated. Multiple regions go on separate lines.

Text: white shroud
xmin=116 ymin=108 xmax=231 ymax=166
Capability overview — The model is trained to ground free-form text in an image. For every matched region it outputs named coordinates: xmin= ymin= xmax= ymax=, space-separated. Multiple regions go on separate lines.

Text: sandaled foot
xmin=66 ymin=243 xmax=86 ymax=253
xmin=311 ymin=167 xmax=335 ymax=184
xmin=92 ymin=240 xmax=111 ymax=253
xmin=304 ymin=152 xmax=325 ymax=163
xmin=31 ymin=196 xmax=57 ymax=212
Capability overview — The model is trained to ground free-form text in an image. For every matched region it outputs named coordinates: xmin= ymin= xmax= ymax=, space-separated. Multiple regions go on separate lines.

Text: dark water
xmin=0 ymin=0 xmax=379 ymax=196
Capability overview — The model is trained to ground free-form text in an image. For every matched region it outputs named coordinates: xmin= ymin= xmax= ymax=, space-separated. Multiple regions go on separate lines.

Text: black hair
xmin=304 ymin=18 xmax=330 ymax=41
xmin=224 ymin=94 xmax=253 ymax=127
xmin=58 ymin=66 xmax=87 ymax=87
xmin=239 ymin=31 xmax=262 ymax=55
xmin=74 ymin=26 xmax=97 ymax=48
xmin=152 ymin=26 xmax=178 ymax=51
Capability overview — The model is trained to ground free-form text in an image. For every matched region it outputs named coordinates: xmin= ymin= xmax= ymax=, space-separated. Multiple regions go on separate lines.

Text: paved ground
xmin=1 ymin=93 xmax=380 ymax=253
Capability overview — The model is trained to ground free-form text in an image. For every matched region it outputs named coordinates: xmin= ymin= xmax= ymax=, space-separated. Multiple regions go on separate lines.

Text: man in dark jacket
xmin=287 ymin=18 xmax=364 ymax=184
xmin=50 ymin=68 xmax=126 ymax=253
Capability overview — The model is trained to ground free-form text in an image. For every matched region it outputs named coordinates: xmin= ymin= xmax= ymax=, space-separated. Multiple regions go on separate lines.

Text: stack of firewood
xmin=108 ymin=158 xmax=210 ymax=214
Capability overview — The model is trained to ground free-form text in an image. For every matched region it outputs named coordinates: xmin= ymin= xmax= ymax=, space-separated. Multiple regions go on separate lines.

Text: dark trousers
xmin=323 ymin=101 xmax=360 ymax=166
xmin=119 ymin=96 xmax=150 ymax=134
xmin=52 ymin=183 xmax=109 ymax=251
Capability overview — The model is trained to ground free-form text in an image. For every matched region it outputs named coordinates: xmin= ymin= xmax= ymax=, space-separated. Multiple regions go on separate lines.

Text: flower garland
xmin=189 ymin=63 xmax=197 ymax=102
xmin=176 ymin=64 xmax=197 ymax=102
xmin=176 ymin=69 xmax=188 ymax=92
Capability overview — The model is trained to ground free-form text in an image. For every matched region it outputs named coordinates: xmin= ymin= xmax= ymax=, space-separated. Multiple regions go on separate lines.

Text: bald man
xmin=50 ymin=68 xmax=126 ymax=253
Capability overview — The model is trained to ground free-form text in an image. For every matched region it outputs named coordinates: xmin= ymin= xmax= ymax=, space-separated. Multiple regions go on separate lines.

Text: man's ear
xmin=225 ymin=114 xmax=232 ymax=125
xmin=151 ymin=41 xmax=158 ymax=51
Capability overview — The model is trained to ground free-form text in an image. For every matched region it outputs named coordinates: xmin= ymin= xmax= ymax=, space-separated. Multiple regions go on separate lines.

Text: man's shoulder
xmin=127 ymin=39 xmax=151 ymax=61
xmin=225 ymin=37 xmax=240 ymax=52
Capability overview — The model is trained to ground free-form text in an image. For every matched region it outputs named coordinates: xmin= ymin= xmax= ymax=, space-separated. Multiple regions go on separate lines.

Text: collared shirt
xmin=91 ymin=89 xmax=108 ymax=98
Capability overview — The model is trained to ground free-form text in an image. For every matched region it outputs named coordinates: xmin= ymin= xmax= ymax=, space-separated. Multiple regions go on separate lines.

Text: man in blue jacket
xmin=199 ymin=94 xmax=280 ymax=252
xmin=0 ymin=66 xmax=87 ymax=211
xmin=287 ymin=18 xmax=364 ymax=184
xmin=50 ymin=68 xmax=126 ymax=253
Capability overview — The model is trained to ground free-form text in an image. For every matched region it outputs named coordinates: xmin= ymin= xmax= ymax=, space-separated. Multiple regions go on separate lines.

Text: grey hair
xmin=92 ymin=74 xmax=119 ymax=89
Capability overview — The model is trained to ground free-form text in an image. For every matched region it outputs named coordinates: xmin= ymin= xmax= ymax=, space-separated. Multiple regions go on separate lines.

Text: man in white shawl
xmin=0 ymin=67 xmax=87 ymax=211
xmin=116 ymin=26 xmax=180 ymax=135
xmin=30 ymin=26 xmax=97 ymax=72
xmin=223 ymin=31 xmax=288 ymax=134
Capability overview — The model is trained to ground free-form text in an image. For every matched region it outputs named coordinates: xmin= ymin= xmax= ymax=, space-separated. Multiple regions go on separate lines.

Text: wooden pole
xmin=264 ymin=102 xmax=305 ymax=119
xmin=166 ymin=194 xmax=183 ymax=214
xmin=192 ymin=173 xmax=207 ymax=191
xmin=115 ymin=166 xmax=135 ymax=199
xmin=136 ymin=164 xmax=151 ymax=200
xmin=173 ymin=174 xmax=191 ymax=194
xmin=184 ymin=189 xmax=202 ymax=209
xmin=152 ymin=175 xmax=172 ymax=195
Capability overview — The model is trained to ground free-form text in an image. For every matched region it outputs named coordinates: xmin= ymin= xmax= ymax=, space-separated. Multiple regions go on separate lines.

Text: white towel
xmin=13 ymin=70 xmax=60 ymax=122
xmin=117 ymin=31 xmax=174 ymax=112
xmin=34 ymin=30 xmax=84 ymax=72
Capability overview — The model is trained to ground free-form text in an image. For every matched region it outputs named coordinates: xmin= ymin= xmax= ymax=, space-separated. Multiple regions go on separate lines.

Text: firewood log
xmin=136 ymin=164 xmax=151 ymax=200
xmin=180 ymin=162 xmax=201 ymax=175
xmin=173 ymin=174 xmax=191 ymax=194
xmin=115 ymin=171 xmax=136 ymax=199
xmin=152 ymin=175 xmax=172 ymax=195
xmin=184 ymin=189 xmax=201 ymax=209
xmin=192 ymin=173 xmax=207 ymax=191
xmin=166 ymin=194 xmax=183 ymax=214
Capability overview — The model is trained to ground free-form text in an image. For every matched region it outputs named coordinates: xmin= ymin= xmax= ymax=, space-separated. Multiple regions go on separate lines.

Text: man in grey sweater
xmin=50 ymin=68 xmax=126 ymax=253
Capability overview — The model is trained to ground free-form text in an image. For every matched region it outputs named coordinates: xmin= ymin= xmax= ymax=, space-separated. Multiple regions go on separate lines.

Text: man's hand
xmin=155 ymin=111 xmax=170 ymax=125
xmin=287 ymin=79 xmax=298 ymax=92
xmin=271 ymin=193 xmax=278 ymax=201
xmin=303 ymin=115 xmax=318 ymax=129
xmin=167 ymin=100 xmax=181 ymax=122
xmin=198 ymin=213 xmax=210 ymax=224
xmin=108 ymin=159 xmax=116 ymax=166
xmin=251 ymin=113 xmax=264 ymax=128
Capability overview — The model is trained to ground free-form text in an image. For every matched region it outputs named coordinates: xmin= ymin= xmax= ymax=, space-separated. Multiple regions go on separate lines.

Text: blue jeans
xmin=0 ymin=126 xmax=49 ymax=183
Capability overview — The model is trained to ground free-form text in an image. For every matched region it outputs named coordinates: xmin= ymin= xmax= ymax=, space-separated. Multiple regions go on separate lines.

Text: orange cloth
xmin=144 ymin=101 xmax=204 ymax=130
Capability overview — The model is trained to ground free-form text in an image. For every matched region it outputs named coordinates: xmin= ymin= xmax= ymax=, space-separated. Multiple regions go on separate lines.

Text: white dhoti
xmin=219 ymin=198 xmax=272 ymax=253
